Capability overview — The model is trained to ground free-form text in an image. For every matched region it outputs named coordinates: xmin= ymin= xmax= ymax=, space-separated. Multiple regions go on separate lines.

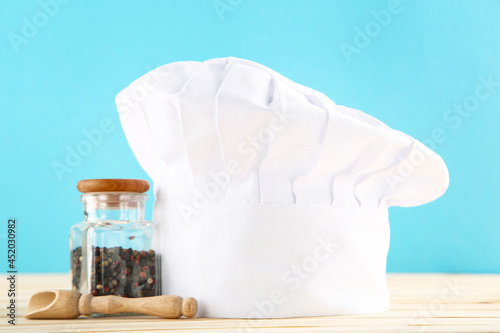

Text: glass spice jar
xmin=69 ymin=179 xmax=160 ymax=298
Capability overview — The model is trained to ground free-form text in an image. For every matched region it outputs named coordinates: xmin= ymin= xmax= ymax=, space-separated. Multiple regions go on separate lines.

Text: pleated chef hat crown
xmin=117 ymin=57 xmax=449 ymax=318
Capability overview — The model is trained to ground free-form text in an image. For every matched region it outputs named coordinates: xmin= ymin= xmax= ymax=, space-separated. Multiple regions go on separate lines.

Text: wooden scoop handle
xmin=78 ymin=294 xmax=198 ymax=318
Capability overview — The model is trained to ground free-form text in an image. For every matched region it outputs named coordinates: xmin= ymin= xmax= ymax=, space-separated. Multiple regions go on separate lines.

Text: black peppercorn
xmin=71 ymin=246 xmax=159 ymax=298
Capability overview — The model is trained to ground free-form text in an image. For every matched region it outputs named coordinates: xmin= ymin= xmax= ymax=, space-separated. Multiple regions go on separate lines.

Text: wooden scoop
xmin=25 ymin=290 xmax=198 ymax=319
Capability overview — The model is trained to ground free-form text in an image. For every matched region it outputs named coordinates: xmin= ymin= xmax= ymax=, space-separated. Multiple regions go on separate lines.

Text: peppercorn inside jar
xmin=69 ymin=179 xmax=160 ymax=298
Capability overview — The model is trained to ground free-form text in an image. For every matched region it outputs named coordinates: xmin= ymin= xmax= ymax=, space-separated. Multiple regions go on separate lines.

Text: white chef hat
xmin=117 ymin=57 xmax=448 ymax=318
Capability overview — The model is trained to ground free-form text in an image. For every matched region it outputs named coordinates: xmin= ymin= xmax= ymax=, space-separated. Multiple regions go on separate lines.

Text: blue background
xmin=1 ymin=0 xmax=499 ymax=273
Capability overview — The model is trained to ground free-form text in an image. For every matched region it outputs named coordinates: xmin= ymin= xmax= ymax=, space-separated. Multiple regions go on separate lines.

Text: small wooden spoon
xmin=25 ymin=290 xmax=198 ymax=319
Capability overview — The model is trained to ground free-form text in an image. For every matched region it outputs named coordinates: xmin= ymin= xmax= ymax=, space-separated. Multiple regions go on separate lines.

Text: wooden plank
xmin=0 ymin=274 xmax=499 ymax=332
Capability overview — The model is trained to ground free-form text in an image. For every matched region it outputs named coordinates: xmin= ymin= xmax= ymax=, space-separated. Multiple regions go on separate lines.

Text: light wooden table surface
xmin=1 ymin=274 xmax=499 ymax=332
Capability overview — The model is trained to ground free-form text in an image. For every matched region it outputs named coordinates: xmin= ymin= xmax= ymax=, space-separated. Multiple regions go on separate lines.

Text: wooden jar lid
xmin=77 ymin=179 xmax=150 ymax=193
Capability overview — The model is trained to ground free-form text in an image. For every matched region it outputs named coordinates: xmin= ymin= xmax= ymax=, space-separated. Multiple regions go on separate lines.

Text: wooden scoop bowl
xmin=25 ymin=290 xmax=198 ymax=319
